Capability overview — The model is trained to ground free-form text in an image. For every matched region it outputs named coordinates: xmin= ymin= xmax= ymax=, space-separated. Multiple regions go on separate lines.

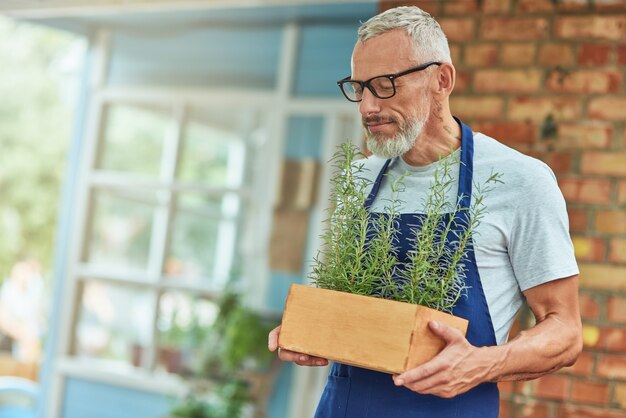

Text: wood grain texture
xmin=278 ymin=284 xmax=469 ymax=374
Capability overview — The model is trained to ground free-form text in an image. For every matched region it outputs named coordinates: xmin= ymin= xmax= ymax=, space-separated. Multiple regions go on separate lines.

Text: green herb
xmin=310 ymin=143 xmax=501 ymax=312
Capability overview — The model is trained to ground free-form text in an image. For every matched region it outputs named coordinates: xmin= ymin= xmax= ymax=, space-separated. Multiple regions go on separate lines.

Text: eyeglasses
xmin=337 ymin=61 xmax=442 ymax=102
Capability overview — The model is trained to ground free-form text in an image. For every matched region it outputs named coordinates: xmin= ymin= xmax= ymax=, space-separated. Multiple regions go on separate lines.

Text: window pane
xmin=156 ymin=291 xmax=219 ymax=375
xmin=165 ymin=195 xmax=239 ymax=286
xmin=177 ymin=109 xmax=247 ymax=187
xmin=75 ymin=281 xmax=154 ymax=368
xmin=98 ymin=104 xmax=170 ymax=176
xmin=85 ymin=189 xmax=156 ymax=273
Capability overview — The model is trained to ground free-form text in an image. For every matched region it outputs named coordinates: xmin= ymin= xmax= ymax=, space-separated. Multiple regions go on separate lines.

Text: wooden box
xmin=278 ymin=284 xmax=468 ymax=374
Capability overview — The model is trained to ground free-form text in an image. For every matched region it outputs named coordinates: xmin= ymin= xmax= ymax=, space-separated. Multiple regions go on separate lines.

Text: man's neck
xmin=401 ymin=113 xmax=461 ymax=167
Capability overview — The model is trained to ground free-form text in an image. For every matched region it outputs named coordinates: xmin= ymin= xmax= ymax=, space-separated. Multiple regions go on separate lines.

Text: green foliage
xmin=310 ymin=143 xmax=402 ymax=297
xmin=201 ymin=292 xmax=275 ymax=375
xmin=310 ymin=143 xmax=501 ymax=312
xmin=170 ymin=292 xmax=275 ymax=418
xmin=170 ymin=381 xmax=249 ymax=418
xmin=0 ymin=17 xmax=78 ymax=278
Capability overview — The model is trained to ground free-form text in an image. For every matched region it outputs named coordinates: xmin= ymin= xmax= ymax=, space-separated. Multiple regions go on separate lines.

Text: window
xmin=70 ymin=101 xmax=268 ymax=375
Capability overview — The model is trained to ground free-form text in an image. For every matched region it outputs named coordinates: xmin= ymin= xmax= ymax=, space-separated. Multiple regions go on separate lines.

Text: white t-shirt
xmin=360 ymin=132 xmax=579 ymax=344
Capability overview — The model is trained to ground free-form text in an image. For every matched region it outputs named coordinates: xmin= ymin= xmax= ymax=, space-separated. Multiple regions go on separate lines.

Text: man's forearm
xmin=485 ymin=312 xmax=582 ymax=382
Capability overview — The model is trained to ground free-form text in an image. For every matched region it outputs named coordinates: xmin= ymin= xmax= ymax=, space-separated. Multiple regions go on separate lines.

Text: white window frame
xmin=48 ymin=23 xmax=362 ymax=418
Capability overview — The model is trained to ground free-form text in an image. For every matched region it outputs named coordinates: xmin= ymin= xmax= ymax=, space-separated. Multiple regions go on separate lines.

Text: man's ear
xmin=435 ymin=63 xmax=456 ymax=97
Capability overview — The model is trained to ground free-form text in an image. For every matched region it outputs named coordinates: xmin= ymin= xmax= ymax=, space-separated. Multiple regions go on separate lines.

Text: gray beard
xmin=365 ymin=118 xmax=425 ymax=159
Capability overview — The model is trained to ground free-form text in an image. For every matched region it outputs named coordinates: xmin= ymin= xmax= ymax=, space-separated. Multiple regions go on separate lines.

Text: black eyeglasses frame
xmin=336 ymin=61 xmax=442 ymax=102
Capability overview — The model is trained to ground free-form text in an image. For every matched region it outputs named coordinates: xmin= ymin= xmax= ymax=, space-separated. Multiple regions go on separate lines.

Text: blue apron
xmin=314 ymin=119 xmax=499 ymax=418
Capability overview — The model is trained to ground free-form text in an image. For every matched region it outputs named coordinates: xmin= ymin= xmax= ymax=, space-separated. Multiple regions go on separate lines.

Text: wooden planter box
xmin=278 ymin=284 xmax=468 ymax=374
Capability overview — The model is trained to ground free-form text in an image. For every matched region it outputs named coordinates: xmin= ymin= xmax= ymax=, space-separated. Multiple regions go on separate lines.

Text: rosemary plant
xmin=310 ymin=143 xmax=501 ymax=313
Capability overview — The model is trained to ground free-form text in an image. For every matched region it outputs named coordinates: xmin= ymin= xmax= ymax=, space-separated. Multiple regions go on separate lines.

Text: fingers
xmin=428 ymin=320 xmax=464 ymax=344
xmin=268 ymin=325 xmax=281 ymax=352
xmin=277 ymin=348 xmax=329 ymax=367
xmin=393 ymin=359 xmax=445 ymax=386
xmin=267 ymin=325 xmax=328 ymax=367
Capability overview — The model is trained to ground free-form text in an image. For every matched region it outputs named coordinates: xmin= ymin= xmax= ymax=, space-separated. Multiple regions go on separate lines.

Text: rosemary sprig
xmin=310 ymin=143 xmax=501 ymax=313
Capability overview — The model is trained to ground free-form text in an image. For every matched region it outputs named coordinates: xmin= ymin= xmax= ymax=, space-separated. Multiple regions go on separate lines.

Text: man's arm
xmin=393 ymin=275 xmax=582 ymax=398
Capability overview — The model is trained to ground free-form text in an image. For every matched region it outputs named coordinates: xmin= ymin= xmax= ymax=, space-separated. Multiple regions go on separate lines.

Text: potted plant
xmin=279 ymin=143 xmax=500 ymax=373
xmin=168 ymin=291 xmax=278 ymax=418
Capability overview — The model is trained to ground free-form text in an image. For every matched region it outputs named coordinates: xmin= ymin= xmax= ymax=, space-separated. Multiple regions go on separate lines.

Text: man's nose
xmin=358 ymin=87 xmax=382 ymax=117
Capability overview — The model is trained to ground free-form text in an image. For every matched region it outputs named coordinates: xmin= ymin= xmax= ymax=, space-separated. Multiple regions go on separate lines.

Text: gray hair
xmin=357 ymin=6 xmax=452 ymax=64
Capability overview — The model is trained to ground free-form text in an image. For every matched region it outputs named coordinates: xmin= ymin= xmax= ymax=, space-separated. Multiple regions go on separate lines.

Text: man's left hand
xmin=392 ymin=320 xmax=495 ymax=398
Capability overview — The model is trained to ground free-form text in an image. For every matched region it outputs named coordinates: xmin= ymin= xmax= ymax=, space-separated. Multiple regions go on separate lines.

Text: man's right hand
xmin=268 ymin=325 xmax=329 ymax=367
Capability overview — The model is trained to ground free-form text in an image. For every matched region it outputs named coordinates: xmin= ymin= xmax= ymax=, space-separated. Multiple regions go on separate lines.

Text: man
xmin=268 ymin=6 xmax=582 ymax=417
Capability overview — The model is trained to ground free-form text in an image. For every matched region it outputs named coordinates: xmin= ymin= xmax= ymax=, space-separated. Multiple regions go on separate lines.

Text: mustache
xmin=362 ymin=115 xmax=396 ymax=125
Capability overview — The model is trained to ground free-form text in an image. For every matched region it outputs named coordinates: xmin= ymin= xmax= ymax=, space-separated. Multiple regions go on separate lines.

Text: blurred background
xmin=0 ymin=1 xmax=624 ymax=418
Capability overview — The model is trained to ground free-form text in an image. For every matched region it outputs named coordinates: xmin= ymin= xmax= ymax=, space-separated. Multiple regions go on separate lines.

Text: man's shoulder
xmin=473 ymin=132 xmax=554 ymax=181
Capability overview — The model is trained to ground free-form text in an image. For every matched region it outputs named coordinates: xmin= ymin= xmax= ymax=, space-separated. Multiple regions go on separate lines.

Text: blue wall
xmin=62 ymin=378 xmax=172 ymax=418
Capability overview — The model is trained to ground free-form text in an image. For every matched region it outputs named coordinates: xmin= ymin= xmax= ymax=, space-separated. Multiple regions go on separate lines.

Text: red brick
xmin=529 ymin=374 xmax=570 ymax=400
xmin=501 ymin=43 xmax=536 ymax=66
xmin=511 ymin=400 xmax=551 ymax=418
xmin=481 ymin=17 xmax=549 ymax=40
xmin=578 ymin=44 xmax=612 ymax=66
xmin=562 ymin=350 xmax=595 ymax=375
xmin=559 ymin=179 xmax=612 ymax=205
xmin=454 ymin=70 xmax=470 ymax=93
xmin=547 ymin=70 xmax=622 ymax=94
xmin=609 ymin=239 xmax=626 ymax=264
xmin=378 ymin=1 xmax=440 ymax=15
xmin=482 ymin=0 xmax=511 ymax=13
xmin=579 ymin=263 xmax=626 ymax=292
xmin=599 ymin=326 xmax=626 ymax=351
xmin=474 ymin=69 xmax=542 ymax=93
xmin=509 ymin=97 xmax=581 ymax=122
xmin=557 ymin=0 xmax=590 ymax=11
xmin=571 ymin=380 xmax=610 ymax=405
xmin=464 ymin=44 xmax=498 ymax=67
xmin=554 ymin=16 xmax=626 ymax=41
xmin=498 ymin=380 xmax=515 ymax=395
xmin=443 ymin=0 xmax=479 ymax=14
xmin=499 ymin=400 xmax=511 ymax=418
xmin=517 ymin=0 xmax=555 ymax=12
xmin=541 ymin=151 xmax=574 ymax=174
xmin=568 ymin=207 xmax=589 ymax=232
xmin=616 ymin=383 xmax=626 ymax=409
xmin=619 ymin=181 xmax=626 ymax=205
xmin=579 ymin=291 xmax=602 ymax=319
xmin=439 ymin=18 xmax=476 ymax=42
xmin=595 ymin=210 xmax=626 ymax=235
xmin=559 ymin=405 xmax=626 ymax=418
xmin=450 ymin=96 xmax=504 ymax=120
xmin=608 ymin=294 xmax=626 ymax=323
xmin=618 ymin=45 xmax=626 ymax=66
xmin=597 ymin=353 xmax=626 ymax=379
xmin=582 ymin=152 xmax=626 ymax=176
xmin=572 ymin=236 xmax=607 ymax=263
xmin=473 ymin=121 xmax=536 ymax=145
xmin=539 ymin=43 xmax=574 ymax=66
xmin=589 ymin=97 xmax=626 ymax=120
xmin=595 ymin=0 xmax=626 ymax=11
xmin=450 ymin=44 xmax=461 ymax=65
xmin=556 ymin=123 xmax=612 ymax=150
xmin=583 ymin=324 xmax=602 ymax=348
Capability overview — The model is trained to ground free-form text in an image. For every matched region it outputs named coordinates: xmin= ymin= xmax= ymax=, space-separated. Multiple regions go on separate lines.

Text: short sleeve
xmin=508 ymin=162 xmax=579 ymax=291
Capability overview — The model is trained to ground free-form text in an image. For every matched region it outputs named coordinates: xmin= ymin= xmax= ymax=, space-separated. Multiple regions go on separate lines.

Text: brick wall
xmin=378 ymin=1 xmax=626 ymax=416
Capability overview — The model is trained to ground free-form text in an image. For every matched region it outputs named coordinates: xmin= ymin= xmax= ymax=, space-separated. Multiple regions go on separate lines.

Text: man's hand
xmin=392 ymin=320 xmax=494 ymax=398
xmin=268 ymin=325 xmax=330 ymax=367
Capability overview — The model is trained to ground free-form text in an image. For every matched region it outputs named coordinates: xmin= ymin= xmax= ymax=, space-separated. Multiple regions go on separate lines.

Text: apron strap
xmin=364 ymin=158 xmax=392 ymax=210
xmin=364 ymin=117 xmax=475 ymax=213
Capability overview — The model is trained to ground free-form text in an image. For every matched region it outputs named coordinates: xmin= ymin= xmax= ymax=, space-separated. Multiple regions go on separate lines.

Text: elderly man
xmin=269 ymin=6 xmax=582 ymax=417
